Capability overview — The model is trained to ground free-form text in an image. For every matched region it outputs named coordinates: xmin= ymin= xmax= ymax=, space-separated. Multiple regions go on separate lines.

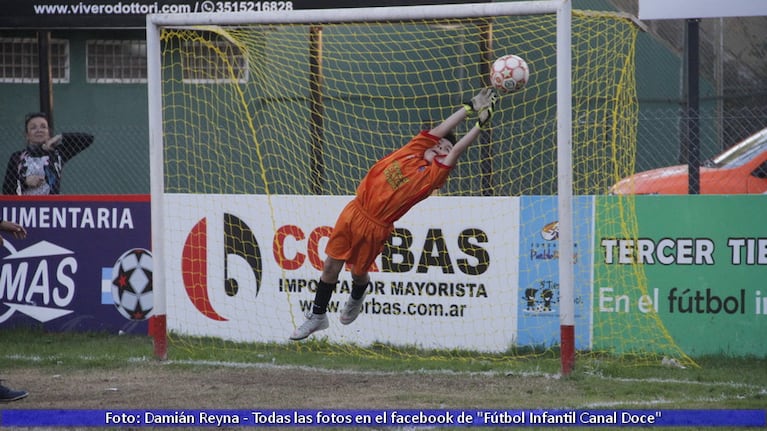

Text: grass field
xmin=0 ymin=328 xmax=765 ymax=430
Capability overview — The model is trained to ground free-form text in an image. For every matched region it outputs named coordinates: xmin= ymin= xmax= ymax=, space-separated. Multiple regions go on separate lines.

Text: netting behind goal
xmin=149 ymin=3 xmax=693 ymax=366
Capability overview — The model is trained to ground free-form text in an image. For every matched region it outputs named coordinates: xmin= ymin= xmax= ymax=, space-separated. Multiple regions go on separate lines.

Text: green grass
xmin=2 ymin=327 xmax=766 ymax=386
xmin=1 ymin=327 xmax=765 ymax=431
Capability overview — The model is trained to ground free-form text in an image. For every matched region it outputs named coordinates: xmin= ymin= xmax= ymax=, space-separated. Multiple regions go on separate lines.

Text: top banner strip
xmin=0 ymin=0 xmax=486 ymax=29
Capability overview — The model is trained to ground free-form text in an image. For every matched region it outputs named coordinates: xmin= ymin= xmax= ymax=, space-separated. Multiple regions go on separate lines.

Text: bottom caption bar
xmin=1 ymin=409 xmax=765 ymax=427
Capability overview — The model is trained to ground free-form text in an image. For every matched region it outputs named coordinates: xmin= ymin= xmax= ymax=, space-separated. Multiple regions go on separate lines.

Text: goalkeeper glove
xmin=463 ymin=87 xmax=497 ymax=115
xmin=476 ymin=91 xmax=499 ymax=128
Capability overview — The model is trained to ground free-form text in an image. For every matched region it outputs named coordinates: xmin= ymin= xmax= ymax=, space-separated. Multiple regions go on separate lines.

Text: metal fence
xmin=0 ymin=124 xmax=149 ymax=195
xmin=635 ymin=103 xmax=767 ymax=172
xmin=1 ymin=104 xmax=764 ymax=196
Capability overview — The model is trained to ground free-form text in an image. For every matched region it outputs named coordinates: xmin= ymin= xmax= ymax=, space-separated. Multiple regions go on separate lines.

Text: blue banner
xmin=1 ymin=409 xmax=764 ymax=427
xmin=0 ymin=195 xmax=152 ymax=334
xmin=517 ymin=196 xmax=593 ymax=348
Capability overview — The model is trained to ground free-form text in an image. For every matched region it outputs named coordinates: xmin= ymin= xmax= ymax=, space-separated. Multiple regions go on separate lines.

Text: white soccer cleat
xmin=339 ymin=293 xmax=367 ymax=325
xmin=289 ymin=312 xmax=329 ymax=341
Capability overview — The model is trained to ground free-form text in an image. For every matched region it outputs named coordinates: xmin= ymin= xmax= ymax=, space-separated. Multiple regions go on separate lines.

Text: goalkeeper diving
xmin=290 ymin=87 xmax=500 ymax=340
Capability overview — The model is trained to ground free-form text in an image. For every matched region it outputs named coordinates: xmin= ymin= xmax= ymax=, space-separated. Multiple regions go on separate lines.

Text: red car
xmin=609 ymin=127 xmax=767 ymax=195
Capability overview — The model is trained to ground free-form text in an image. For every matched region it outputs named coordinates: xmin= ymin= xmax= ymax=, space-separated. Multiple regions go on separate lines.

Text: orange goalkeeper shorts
xmin=325 ymin=198 xmax=393 ymax=276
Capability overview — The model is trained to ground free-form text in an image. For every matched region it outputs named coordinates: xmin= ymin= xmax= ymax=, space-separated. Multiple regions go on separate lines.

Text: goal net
xmin=147 ymin=1 xmax=694 ymax=367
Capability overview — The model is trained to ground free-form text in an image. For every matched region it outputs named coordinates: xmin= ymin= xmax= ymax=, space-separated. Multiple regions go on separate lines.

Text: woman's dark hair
xmin=24 ymin=112 xmax=48 ymax=131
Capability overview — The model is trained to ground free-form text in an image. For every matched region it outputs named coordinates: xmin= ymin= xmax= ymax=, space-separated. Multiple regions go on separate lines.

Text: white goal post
xmin=146 ymin=0 xmax=574 ymax=373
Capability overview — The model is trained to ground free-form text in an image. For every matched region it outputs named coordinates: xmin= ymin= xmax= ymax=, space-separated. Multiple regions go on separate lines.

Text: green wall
xmin=0 ymin=30 xmax=149 ymax=194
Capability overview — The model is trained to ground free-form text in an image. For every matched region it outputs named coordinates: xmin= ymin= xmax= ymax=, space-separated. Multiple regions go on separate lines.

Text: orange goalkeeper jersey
xmin=355 ymin=131 xmax=452 ymax=224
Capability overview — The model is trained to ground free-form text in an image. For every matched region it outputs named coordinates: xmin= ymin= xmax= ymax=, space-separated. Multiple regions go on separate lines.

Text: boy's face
xmin=424 ymin=138 xmax=454 ymax=163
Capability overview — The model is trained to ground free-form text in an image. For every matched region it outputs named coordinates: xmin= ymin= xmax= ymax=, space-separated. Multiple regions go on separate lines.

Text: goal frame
xmin=145 ymin=0 xmax=575 ymax=374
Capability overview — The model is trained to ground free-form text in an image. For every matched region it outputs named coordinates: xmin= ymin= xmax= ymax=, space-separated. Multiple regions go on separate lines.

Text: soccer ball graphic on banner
xmin=490 ymin=54 xmax=529 ymax=93
xmin=111 ymin=248 xmax=154 ymax=320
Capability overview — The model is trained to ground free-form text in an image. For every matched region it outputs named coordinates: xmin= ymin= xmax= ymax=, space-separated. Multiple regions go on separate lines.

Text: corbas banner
xmin=0 ymin=195 xmax=151 ymax=334
xmin=0 ymin=0 xmax=486 ymax=29
xmin=164 ymin=194 xmax=519 ymax=352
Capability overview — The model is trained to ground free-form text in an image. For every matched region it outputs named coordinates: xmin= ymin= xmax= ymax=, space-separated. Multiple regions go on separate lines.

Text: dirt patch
xmin=3 ymin=362 xmax=581 ymax=430
xmin=7 ymin=362 xmax=569 ymax=410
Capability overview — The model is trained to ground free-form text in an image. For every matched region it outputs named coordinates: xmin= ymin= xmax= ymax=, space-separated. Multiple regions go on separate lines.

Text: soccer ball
xmin=111 ymin=248 xmax=153 ymax=320
xmin=490 ymin=54 xmax=529 ymax=93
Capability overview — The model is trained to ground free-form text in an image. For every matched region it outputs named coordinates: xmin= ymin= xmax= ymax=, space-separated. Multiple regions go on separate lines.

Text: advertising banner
xmin=164 ymin=194 xmax=519 ymax=352
xmin=594 ymin=195 xmax=767 ymax=356
xmin=0 ymin=195 xmax=152 ymax=334
xmin=516 ymin=196 xmax=593 ymax=349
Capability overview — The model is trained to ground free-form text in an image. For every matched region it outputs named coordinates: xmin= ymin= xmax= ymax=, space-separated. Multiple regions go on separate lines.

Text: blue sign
xmin=0 ymin=195 xmax=151 ymax=334
xmin=516 ymin=196 xmax=593 ymax=348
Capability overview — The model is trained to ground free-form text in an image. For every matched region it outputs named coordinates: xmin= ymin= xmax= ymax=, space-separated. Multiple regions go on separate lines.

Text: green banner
xmin=594 ymin=195 xmax=766 ymax=357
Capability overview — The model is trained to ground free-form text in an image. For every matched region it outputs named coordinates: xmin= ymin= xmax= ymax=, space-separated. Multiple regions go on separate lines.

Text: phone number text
xmin=198 ymin=1 xmax=294 ymax=12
